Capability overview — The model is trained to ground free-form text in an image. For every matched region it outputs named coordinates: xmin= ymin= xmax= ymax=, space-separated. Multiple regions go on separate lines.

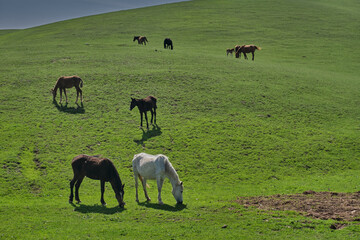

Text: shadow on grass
xmin=53 ymin=100 xmax=85 ymax=114
xmin=138 ymin=201 xmax=186 ymax=212
xmin=134 ymin=125 xmax=162 ymax=145
xmin=71 ymin=203 xmax=125 ymax=214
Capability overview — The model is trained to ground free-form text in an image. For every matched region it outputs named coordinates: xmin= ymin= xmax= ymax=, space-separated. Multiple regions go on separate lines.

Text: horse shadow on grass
xmin=134 ymin=125 xmax=162 ymax=145
xmin=53 ymin=100 xmax=85 ymax=114
xmin=138 ymin=201 xmax=186 ymax=212
xmin=71 ymin=203 xmax=125 ymax=215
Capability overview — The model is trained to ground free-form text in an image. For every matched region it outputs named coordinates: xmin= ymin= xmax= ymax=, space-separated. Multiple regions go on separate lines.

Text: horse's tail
xmin=150 ymin=96 xmax=157 ymax=109
xmin=256 ymin=46 xmax=262 ymax=50
xmin=79 ymin=78 xmax=83 ymax=88
xmin=138 ymin=175 xmax=150 ymax=188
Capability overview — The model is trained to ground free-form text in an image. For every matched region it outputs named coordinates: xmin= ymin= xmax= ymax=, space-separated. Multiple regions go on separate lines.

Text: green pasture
xmin=0 ymin=0 xmax=359 ymax=238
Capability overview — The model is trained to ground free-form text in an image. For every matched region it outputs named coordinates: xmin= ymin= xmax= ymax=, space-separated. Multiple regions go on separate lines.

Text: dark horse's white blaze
xmin=132 ymin=153 xmax=183 ymax=205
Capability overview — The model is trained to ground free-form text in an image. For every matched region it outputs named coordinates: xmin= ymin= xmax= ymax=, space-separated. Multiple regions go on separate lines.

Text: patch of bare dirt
xmin=236 ymin=191 xmax=360 ymax=222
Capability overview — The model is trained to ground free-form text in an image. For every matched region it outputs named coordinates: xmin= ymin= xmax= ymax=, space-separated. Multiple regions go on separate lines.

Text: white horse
xmin=132 ymin=153 xmax=183 ymax=205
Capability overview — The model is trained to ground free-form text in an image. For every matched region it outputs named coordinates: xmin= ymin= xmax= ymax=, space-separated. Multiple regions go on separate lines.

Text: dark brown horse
xmin=235 ymin=45 xmax=261 ymax=60
xmin=164 ymin=38 xmax=173 ymax=50
xmin=69 ymin=154 xmax=125 ymax=207
xmin=51 ymin=75 xmax=83 ymax=104
xmin=130 ymin=96 xmax=157 ymax=129
xmin=133 ymin=36 xmax=148 ymax=45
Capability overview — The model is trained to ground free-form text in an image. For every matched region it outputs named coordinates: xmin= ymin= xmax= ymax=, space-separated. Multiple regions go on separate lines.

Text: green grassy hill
xmin=1 ymin=0 xmax=359 ymax=238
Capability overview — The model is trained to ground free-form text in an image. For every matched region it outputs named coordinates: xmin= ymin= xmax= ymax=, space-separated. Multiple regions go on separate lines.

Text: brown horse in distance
xmin=235 ymin=45 xmax=262 ymax=60
xmin=69 ymin=154 xmax=125 ymax=207
xmin=130 ymin=96 xmax=157 ymax=129
xmin=133 ymin=36 xmax=148 ymax=45
xmin=51 ymin=75 xmax=83 ymax=104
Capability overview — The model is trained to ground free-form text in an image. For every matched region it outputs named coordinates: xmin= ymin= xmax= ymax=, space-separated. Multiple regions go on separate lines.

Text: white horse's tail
xmin=138 ymin=174 xmax=150 ymax=188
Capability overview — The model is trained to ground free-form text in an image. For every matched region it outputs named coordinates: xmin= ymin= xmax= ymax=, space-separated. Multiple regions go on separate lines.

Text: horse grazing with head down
xmin=51 ymin=75 xmax=83 ymax=104
xmin=130 ymin=95 xmax=157 ymax=129
xmin=164 ymin=38 xmax=173 ymax=50
xmin=235 ymin=45 xmax=261 ymax=60
xmin=69 ymin=154 xmax=125 ymax=207
xmin=132 ymin=153 xmax=183 ymax=205
xmin=226 ymin=48 xmax=235 ymax=56
xmin=133 ymin=36 xmax=148 ymax=45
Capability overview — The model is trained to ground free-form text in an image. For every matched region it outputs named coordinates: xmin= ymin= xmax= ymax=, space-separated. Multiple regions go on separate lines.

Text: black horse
xmin=164 ymin=38 xmax=173 ymax=50
xmin=69 ymin=154 xmax=125 ymax=207
xmin=130 ymin=96 xmax=157 ymax=129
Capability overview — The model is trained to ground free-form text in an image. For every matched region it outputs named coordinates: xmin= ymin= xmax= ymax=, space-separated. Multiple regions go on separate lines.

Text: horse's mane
xmin=164 ymin=157 xmax=180 ymax=183
xmin=106 ymin=159 xmax=123 ymax=187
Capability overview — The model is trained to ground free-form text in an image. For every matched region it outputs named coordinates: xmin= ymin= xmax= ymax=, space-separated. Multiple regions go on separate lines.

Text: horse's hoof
xmin=158 ymin=201 xmax=164 ymax=205
xmin=102 ymin=203 xmax=107 ymax=206
xmin=76 ymin=201 xmax=81 ymax=204
xmin=69 ymin=200 xmax=73 ymax=203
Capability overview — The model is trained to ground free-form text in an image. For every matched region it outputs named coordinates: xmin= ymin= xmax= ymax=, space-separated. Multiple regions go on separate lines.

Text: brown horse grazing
xmin=130 ymin=96 xmax=157 ymax=129
xmin=51 ymin=75 xmax=83 ymax=104
xmin=226 ymin=48 xmax=235 ymax=56
xmin=235 ymin=45 xmax=262 ymax=60
xmin=69 ymin=154 xmax=125 ymax=207
xmin=133 ymin=36 xmax=148 ymax=45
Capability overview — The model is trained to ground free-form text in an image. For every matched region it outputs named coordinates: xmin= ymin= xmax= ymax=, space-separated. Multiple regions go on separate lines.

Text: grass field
xmin=1 ymin=0 xmax=360 ymax=238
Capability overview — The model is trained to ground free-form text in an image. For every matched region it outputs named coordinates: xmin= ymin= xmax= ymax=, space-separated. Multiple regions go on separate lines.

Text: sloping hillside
xmin=0 ymin=0 xmax=359 ymax=238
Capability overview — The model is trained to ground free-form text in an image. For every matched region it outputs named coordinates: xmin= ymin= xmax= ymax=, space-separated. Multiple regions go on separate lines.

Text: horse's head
xmin=116 ymin=183 xmax=125 ymax=208
xmin=172 ymin=181 xmax=184 ymax=204
xmin=51 ymin=88 xmax=56 ymax=99
xmin=133 ymin=36 xmax=138 ymax=42
xmin=129 ymin=98 xmax=137 ymax=111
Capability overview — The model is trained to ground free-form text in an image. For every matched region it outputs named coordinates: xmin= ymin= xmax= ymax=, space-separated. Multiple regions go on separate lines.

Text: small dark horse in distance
xmin=164 ymin=38 xmax=173 ymax=50
xmin=130 ymin=96 xmax=157 ymax=129
xmin=69 ymin=154 xmax=125 ymax=207
xmin=51 ymin=75 xmax=83 ymax=104
xmin=235 ymin=45 xmax=262 ymax=60
xmin=133 ymin=36 xmax=148 ymax=45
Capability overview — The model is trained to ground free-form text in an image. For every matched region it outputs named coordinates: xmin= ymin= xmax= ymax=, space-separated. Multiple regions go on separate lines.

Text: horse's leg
xmin=140 ymin=177 xmax=151 ymax=201
xmin=144 ymin=112 xmax=149 ymax=130
xmin=150 ymin=109 xmax=154 ymax=125
xmin=153 ymin=108 xmax=156 ymax=125
xmin=59 ymin=88 xmax=63 ymax=103
xmin=140 ymin=112 xmax=143 ymax=128
xmin=134 ymin=173 xmax=139 ymax=202
xmin=100 ymin=180 xmax=106 ymax=206
xmin=156 ymin=176 xmax=165 ymax=205
xmin=69 ymin=176 xmax=77 ymax=203
xmin=75 ymin=86 xmax=82 ymax=103
xmin=75 ymin=86 xmax=79 ymax=103
xmin=252 ymin=52 xmax=255 ymax=61
xmin=244 ymin=52 xmax=248 ymax=60
xmin=75 ymin=175 xmax=85 ymax=203
xmin=63 ymin=88 xmax=68 ymax=103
